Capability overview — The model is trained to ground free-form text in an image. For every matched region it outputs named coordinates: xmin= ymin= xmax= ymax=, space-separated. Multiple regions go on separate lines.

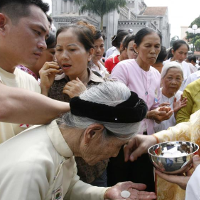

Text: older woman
xmin=40 ymin=23 xmax=110 ymax=187
xmin=154 ymin=61 xmax=187 ymax=132
xmin=0 ymin=81 xmax=156 ymax=200
xmin=109 ymin=27 xmax=173 ymax=191
xmin=164 ymin=40 xmax=191 ymax=91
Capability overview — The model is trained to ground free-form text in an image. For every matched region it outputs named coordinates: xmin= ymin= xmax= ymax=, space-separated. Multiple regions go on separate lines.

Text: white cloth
xmin=105 ymin=46 xmax=117 ymax=60
xmin=0 ymin=67 xmax=41 ymax=143
xmin=188 ymin=63 xmax=198 ymax=73
xmin=163 ymin=59 xmax=191 ymax=91
xmin=91 ymin=61 xmax=109 ymax=78
xmin=183 ymin=70 xmax=200 ymax=89
xmin=106 ymin=47 xmax=120 ymax=60
xmin=185 ymin=164 xmax=200 ymax=200
xmin=154 ymin=89 xmax=182 ymax=132
xmin=0 ymin=120 xmax=107 ymax=200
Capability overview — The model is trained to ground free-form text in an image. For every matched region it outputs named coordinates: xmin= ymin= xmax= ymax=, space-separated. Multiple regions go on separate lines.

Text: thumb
xmin=173 ymin=97 xmax=177 ymax=103
xmin=76 ymin=77 xmax=81 ymax=82
xmin=193 ymin=155 xmax=200 ymax=169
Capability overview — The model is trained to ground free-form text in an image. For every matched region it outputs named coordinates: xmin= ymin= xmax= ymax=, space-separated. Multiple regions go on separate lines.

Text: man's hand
xmin=124 ymin=135 xmax=157 ymax=162
xmin=104 ymin=181 xmax=156 ymax=200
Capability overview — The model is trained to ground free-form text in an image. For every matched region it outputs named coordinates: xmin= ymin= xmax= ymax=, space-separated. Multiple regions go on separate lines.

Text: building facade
xmin=51 ymin=0 xmax=170 ymax=49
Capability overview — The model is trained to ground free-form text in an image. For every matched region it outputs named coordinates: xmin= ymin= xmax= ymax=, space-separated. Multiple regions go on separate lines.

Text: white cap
xmin=161 ymin=61 xmax=183 ymax=79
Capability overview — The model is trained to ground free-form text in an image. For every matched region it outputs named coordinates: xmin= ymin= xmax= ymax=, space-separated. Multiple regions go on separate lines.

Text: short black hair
xmin=46 ymin=32 xmax=56 ymax=49
xmin=111 ymin=29 xmax=129 ymax=48
xmin=47 ymin=15 xmax=53 ymax=25
xmin=172 ymin=40 xmax=189 ymax=52
xmin=134 ymin=27 xmax=162 ymax=46
xmin=94 ymin=30 xmax=105 ymax=41
xmin=155 ymin=46 xmax=167 ymax=63
xmin=187 ymin=55 xmax=196 ymax=63
xmin=122 ymin=34 xmax=135 ymax=50
xmin=0 ymin=0 xmax=49 ymax=23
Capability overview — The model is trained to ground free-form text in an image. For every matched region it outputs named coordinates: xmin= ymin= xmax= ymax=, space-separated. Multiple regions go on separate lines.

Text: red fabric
xmin=105 ymin=55 xmax=120 ymax=73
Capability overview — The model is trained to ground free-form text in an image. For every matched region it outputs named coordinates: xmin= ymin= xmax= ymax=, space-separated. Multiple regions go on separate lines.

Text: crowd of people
xmin=1 ymin=0 xmax=200 ymax=200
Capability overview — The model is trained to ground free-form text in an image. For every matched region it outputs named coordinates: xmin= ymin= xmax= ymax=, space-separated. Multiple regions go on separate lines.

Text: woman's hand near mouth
xmin=39 ymin=61 xmax=61 ymax=96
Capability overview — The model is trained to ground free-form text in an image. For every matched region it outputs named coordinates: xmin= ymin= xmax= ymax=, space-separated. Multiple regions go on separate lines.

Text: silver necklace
xmin=141 ymin=68 xmax=151 ymax=96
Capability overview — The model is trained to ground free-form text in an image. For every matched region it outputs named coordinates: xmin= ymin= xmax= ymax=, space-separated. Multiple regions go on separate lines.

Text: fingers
xmin=173 ymin=97 xmax=177 ymax=103
xmin=129 ymin=188 xmax=156 ymax=200
xmin=124 ymin=138 xmax=137 ymax=162
xmin=39 ymin=62 xmax=61 ymax=75
xmin=137 ymin=191 xmax=157 ymax=200
xmin=159 ymin=102 xmax=170 ymax=107
xmin=123 ymin=137 xmax=145 ymax=162
xmin=193 ymin=155 xmax=200 ymax=169
xmin=63 ymin=79 xmax=86 ymax=98
xmin=155 ymin=169 xmax=189 ymax=190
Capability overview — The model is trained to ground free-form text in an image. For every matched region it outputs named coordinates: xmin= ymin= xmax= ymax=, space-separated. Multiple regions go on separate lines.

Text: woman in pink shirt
xmin=108 ymin=27 xmax=173 ymax=192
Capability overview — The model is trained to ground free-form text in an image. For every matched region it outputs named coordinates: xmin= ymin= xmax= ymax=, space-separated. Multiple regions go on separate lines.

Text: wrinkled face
xmin=162 ymin=68 xmax=183 ymax=95
xmin=55 ymin=29 xmax=92 ymax=78
xmin=127 ymin=41 xmax=137 ymax=59
xmin=92 ymin=36 xmax=104 ymax=62
xmin=3 ymin=5 xmax=49 ymax=70
xmin=81 ymin=130 xmax=128 ymax=166
xmin=172 ymin=44 xmax=188 ymax=63
xmin=134 ymin=32 xmax=161 ymax=66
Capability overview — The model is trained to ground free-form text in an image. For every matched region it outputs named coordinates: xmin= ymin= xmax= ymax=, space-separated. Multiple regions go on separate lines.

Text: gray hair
xmin=61 ymin=81 xmax=140 ymax=139
xmin=161 ymin=61 xmax=183 ymax=79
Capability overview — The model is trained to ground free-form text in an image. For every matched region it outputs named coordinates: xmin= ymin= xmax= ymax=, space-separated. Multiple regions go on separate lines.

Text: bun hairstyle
xmin=111 ymin=29 xmax=129 ymax=49
xmin=76 ymin=20 xmax=96 ymax=35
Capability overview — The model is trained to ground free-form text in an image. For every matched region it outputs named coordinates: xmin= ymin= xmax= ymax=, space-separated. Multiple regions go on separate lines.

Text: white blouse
xmin=154 ymin=89 xmax=182 ymax=132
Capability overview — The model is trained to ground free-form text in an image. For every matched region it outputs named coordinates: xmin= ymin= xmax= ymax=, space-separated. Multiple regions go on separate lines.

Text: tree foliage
xmin=186 ymin=16 xmax=200 ymax=52
xmin=195 ymin=39 xmax=200 ymax=51
xmin=74 ymin=0 xmax=126 ymax=30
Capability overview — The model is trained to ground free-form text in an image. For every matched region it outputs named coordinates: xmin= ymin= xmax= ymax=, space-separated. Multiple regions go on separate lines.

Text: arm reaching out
xmin=0 ymin=83 xmax=70 ymax=124
xmin=124 ymin=135 xmax=157 ymax=162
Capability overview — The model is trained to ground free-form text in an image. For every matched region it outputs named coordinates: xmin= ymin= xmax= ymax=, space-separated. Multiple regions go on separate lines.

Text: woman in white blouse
xmin=154 ymin=61 xmax=187 ymax=132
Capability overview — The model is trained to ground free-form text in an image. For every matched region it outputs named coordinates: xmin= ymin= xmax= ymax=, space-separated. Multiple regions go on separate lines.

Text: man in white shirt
xmin=0 ymin=0 xmax=70 ymax=126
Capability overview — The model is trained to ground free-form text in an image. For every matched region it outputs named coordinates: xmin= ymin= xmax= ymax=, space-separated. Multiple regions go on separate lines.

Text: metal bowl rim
xmin=148 ymin=141 xmax=199 ymax=158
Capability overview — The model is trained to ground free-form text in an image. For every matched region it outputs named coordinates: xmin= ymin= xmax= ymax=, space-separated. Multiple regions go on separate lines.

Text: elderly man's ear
xmin=83 ymin=124 xmax=105 ymax=145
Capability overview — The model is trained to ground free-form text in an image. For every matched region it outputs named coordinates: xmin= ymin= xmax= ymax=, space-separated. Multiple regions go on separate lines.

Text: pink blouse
xmin=111 ymin=59 xmax=161 ymax=135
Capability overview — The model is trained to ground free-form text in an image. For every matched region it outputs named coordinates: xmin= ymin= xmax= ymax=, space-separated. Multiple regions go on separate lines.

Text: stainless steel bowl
xmin=148 ymin=141 xmax=199 ymax=174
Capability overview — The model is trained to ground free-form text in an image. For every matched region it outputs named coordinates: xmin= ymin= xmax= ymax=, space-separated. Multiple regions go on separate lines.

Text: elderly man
xmin=0 ymin=0 xmax=70 ymax=139
xmin=0 ymin=81 xmax=157 ymax=200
